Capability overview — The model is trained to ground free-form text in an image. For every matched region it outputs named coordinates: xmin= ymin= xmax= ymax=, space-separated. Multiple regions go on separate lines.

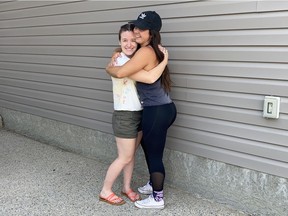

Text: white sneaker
xmin=134 ymin=194 xmax=164 ymax=209
xmin=138 ymin=181 xmax=153 ymax=195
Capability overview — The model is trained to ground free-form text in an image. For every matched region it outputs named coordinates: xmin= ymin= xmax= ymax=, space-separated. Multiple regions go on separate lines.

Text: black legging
xmin=141 ymin=102 xmax=177 ymax=191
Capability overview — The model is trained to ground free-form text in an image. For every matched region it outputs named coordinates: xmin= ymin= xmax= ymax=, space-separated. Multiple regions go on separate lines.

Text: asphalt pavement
xmin=0 ymin=129 xmax=248 ymax=216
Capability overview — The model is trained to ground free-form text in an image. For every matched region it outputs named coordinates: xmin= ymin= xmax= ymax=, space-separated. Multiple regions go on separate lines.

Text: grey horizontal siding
xmin=0 ymin=99 xmax=112 ymax=133
xmin=163 ymin=0 xmax=288 ymax=178
xmin=0 ymin=76 xmax=111 ymax=102
xmin=0 ymin=61 xmax=109 ymax=79
xmin=0 ymin=1 xmax=288 ymax=178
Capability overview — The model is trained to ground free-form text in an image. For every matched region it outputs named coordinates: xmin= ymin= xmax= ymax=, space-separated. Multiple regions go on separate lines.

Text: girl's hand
xmin=158 ymin=45 xmax=169 ymax=65
xmin=108 ymin=52 xmax=121 ymax=66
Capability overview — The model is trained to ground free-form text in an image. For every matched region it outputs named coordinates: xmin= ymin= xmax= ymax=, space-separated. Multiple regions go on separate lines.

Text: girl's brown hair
xmin=149 ymin=29 xmax=172 ymax=92
xmin=118 ymin=23 xmax=135 ymax=40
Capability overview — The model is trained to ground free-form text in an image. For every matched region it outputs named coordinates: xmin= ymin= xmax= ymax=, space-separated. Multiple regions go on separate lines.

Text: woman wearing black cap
xmin=106 ymin=11 xmax=177 ymax=209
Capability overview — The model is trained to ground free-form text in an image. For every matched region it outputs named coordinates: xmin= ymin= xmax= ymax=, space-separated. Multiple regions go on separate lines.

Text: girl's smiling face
xmin=133 ymin=27 xmax=151 ymax=47
xmin=120 ymin=31 xmax=137 ymax=57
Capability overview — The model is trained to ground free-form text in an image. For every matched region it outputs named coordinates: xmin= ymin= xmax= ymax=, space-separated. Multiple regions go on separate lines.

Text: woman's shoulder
xmin=135 ymin=46 xmax=155 ymax=58
xmin=138 ymin=46 xmax=154 ymax=53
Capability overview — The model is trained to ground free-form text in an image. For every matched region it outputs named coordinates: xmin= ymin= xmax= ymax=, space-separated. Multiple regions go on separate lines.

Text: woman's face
xmin=133 ymin=27 xmax=150 ymax=47
xmin=120 ymin=31 xmax=137 ymax=57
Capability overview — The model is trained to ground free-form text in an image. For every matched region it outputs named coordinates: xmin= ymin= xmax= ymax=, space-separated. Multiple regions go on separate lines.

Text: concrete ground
xmin=0 ymin=129 xmax=248 ymax=216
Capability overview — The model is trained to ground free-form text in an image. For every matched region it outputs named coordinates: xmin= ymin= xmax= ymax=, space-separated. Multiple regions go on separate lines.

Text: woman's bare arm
xmin=128 ymin=48 xmax=168 ymax=84
xmin=106 ymin=46 xmax=154 ymax=78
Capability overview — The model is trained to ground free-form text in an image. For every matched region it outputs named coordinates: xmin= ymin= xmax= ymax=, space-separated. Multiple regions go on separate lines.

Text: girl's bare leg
xmin=100 ymin=137 xmax=136 ymax=198
xmin=122 ymin=131 xmax=142 ymax=192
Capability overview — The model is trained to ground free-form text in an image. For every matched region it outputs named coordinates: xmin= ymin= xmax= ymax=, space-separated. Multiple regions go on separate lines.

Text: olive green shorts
xmin=112 ymin=110 xmax=142 ymax=138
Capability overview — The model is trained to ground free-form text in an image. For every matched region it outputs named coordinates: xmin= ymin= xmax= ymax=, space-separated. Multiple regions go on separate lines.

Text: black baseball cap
xmin=130 ymin=11 xmax=162 ymax=32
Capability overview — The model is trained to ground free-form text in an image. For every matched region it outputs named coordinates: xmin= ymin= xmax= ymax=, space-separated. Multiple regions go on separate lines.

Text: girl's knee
xmin=118 ymin=156 xmax=134 ymax=165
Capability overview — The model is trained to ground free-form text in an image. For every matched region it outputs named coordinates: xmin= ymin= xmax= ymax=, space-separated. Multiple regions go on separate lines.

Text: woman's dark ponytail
xmin=149 ymin=30 xmax=172 ymax=92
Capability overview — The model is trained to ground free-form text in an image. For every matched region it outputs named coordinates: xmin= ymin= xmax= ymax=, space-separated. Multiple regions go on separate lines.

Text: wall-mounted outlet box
xmin=263 ymin=96 xmax=280 ymax=119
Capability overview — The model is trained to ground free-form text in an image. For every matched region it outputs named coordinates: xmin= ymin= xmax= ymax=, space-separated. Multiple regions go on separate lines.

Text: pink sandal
xmin=99 ymin=193 xmax=126 ymax=205
xmin=121 ymin=189 xmax=141 ymax=202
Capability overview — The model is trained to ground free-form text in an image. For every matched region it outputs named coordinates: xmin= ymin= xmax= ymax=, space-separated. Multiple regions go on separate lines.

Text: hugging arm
xmin=106 ymin=46 xmax=152 ymax=78
xmin=106 ymin=46 xmax=169 ymax=84
xmin=129 ymin=48 xmax=168 ymax=84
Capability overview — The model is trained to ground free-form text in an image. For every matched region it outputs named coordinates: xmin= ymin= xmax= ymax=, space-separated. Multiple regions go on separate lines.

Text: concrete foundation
xmin=0 ymin=107 xmax=287 ymax=216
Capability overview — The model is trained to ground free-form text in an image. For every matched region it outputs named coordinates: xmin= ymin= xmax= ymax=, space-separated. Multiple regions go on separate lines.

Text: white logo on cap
xmin=139 ymin=13 xmax=146 ymax=19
